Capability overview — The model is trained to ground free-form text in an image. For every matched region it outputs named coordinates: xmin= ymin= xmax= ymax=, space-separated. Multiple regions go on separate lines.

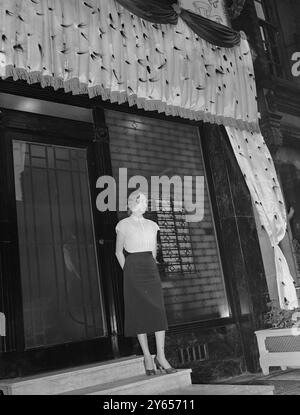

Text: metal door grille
xmin=13 ymin=140 xmax=106 ymax=348
xmin=152 ymin=199 xmax=196 ymax=276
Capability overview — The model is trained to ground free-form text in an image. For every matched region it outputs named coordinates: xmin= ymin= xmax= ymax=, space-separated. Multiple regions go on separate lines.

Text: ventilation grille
xmin=265 ymin=335 xmax=300 ymax=353
xmin=177 ymin=343 xmax=208 ymax=364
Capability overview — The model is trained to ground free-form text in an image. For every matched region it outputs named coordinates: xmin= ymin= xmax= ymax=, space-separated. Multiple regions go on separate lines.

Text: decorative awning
xmin=0 ymin=0 xmax=258 ymax=132
xmin=0 ymin=0 xmax=297 ymax=309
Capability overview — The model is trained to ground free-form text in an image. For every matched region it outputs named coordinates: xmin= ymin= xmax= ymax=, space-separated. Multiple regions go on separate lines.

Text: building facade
xmin=0 ymin=0 xmax=294 ymax=382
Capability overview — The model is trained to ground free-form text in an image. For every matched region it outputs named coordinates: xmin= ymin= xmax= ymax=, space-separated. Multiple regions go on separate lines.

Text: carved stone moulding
xmin=226 ymin=0 xmax=246 ymax=20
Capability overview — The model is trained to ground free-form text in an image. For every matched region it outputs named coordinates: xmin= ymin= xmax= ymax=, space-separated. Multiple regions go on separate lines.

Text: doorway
xmin=0 ymin=108 xmax=130 ymax=377
xmin=13 ymin=139 xmax=106 ymax=348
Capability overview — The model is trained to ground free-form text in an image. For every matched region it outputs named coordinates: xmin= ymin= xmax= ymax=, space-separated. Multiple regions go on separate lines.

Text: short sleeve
xmin=153 ymin=221 xmax=160 ymax=232
xmin=115 ymin=221 xmax=126 ymax=234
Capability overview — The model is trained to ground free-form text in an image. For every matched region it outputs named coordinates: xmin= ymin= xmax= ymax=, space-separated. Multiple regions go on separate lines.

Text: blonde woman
xmin=115 ymin=191 xmax=176 ymax=375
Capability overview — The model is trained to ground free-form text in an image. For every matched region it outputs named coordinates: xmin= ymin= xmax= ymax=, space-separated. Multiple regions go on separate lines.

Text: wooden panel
xmin=2 ymin=109 xmax=94 ymax=143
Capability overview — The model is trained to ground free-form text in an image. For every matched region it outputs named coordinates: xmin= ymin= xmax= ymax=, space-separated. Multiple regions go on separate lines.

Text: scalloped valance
xmin=115 ymin=0 xmax=241 ymax=48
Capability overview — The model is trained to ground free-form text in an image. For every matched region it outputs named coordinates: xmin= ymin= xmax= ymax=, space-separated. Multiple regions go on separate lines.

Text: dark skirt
xmin=123 ymin=249 xmax=168 ymax=337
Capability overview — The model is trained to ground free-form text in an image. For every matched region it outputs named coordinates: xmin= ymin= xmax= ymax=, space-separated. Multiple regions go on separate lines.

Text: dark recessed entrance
xmin=0 ymin=107 xmax=131 ymax=377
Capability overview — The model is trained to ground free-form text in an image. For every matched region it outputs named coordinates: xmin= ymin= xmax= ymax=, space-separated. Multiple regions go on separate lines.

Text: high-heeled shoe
xmin=154 ymin=356 xmax=177 ymax=374
xmin=143 ymin=357 xmax=156 ymax=376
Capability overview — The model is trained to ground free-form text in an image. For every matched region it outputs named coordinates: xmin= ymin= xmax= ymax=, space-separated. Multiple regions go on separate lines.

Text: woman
xmin=115 ymin=190 xmax=177 ymax=375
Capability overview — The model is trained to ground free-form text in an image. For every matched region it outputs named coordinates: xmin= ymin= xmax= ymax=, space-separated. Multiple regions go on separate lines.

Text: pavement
xmin=212 ymin=368 xmax=300 ymax=395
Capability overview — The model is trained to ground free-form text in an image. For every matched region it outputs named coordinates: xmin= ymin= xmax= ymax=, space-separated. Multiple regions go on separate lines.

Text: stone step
xmin=0 ymin=355 xmax=147 ymax=395
xmin=162 ymin=384 xmax=275 ymax=395
xmin=61 ymin=369 xmax=192 ymax=395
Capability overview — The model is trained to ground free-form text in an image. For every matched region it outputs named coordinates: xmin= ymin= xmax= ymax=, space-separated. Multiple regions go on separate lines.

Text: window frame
xmin=254 ymin=0 xmax=284 ymax=78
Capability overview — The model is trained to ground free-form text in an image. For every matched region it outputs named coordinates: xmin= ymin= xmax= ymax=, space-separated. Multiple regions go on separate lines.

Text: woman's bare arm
xmin=152 ymin=239 xmax=157 ymax=262
xmin=115 ymin=231 xmax=126 ymax=269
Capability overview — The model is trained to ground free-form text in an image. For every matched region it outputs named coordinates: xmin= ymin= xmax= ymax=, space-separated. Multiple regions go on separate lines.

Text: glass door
xmin=12 ymin=140 xmax=107 ymax=349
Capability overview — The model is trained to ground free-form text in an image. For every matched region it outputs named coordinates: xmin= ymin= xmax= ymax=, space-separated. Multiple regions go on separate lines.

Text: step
xmin=61 ymin=369 xmax=192 ymax=395
xmin=0 ymin=355 xmax=146 ymax=395
xmin=162 ymin=384 xmax=275 ymax=395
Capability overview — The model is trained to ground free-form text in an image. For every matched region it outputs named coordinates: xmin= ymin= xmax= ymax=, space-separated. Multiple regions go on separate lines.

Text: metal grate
xmin=177 ymin=343 xmax=208 ymax=364
xmin=151 ymin=199 xmax=196 ymax=277
xmin=265 ymin=335 xmax=300 ymax=353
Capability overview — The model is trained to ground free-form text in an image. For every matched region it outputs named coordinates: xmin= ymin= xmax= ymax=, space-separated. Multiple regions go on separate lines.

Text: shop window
xmin=107 ymin=110 xmax=231 ymax=324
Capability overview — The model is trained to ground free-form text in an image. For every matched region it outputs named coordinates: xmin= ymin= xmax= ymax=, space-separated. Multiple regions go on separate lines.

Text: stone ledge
xmin=163 ymin=384 xmax=274 ymax=395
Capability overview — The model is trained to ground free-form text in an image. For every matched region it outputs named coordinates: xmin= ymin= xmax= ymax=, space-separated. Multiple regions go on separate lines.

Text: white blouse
xmin=115 ymin=216 xmax=160 ymax=253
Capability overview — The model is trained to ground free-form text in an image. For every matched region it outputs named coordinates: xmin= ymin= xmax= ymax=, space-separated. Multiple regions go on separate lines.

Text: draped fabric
xmin=179 ymin=9 xmax=241 ymax=48
xmin=0 ymin=0 xmax=258 ymax=132
xmin=225 ymin=126 xmax=299 ymax=310
xmin=115 ymin=0 xmax=241 ymax=48
xmin=115 ymin=0 xmax=178 ymax=24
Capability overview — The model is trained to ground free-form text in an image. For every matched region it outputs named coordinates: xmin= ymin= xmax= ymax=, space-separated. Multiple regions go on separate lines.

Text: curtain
xmin=115 ymin=0 xmax=241 ymax=48
xmin=225 ymin=126 xmax=299 ymax=310
xmin=0 ymin=0 xmax=258 ymax=132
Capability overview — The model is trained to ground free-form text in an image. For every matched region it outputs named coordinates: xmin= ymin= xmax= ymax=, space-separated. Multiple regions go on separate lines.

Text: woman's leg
xmin=154 ymin=330 xmax=173 ymax=368
xmin=137 ymin=333 xmax=155 ymax=369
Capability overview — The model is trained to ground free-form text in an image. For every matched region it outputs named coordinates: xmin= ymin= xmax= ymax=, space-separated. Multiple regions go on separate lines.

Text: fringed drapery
xmin=115 ymin=0 xmax=241 ymax=48
xmin=225 ymin=126 xmax=299 ymax=310
xmin=0 ymin=0 xmax=258 ymax=132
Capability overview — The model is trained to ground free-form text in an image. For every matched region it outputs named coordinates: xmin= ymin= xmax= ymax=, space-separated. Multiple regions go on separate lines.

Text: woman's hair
xmin=127 ymin=190 xmax=147 ymax=216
